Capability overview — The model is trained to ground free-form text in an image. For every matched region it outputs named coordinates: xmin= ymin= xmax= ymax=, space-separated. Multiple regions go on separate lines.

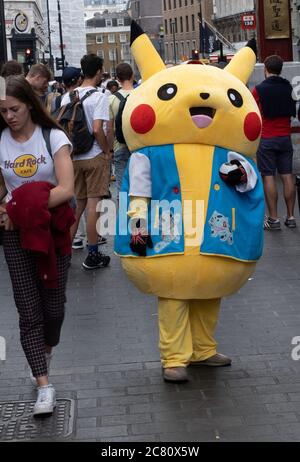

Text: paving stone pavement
xmin=1 ymin=192 xmax=300 ymax=442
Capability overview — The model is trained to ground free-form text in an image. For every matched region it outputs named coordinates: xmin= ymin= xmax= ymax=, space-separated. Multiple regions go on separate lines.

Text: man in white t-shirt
xmin=63 ymin=54 xmax=111 ymax=270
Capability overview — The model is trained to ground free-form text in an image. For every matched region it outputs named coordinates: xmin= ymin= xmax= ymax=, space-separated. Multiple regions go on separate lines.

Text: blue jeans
xmin=114 ymin=146 xmax=131 ymax=194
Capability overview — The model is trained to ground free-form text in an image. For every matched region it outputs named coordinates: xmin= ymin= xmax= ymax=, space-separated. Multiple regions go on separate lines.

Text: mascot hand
xmin=130 ymin=219 xmax=153 ymax=257
xmin=219 ymin=160 xmax=247 ymax=186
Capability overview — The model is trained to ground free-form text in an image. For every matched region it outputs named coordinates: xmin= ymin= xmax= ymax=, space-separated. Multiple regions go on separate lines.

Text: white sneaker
xmin=33 ymin=384 xmax=56 ymax=416
xmin=30 ymin=353 xmax=53 ymax=387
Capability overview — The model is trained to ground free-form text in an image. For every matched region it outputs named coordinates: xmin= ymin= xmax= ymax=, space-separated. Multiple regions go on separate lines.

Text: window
xmin=173 ymin=0 xmax=176 ymax=8
xmin=97 ymin=50 xmax=104 ymax=59
xmin=192 ymin=40 xmax=196 ymax=51
xmin=175 ymin=18 xmax=178 ymax=33
xmin=117 ymin=18 xmax=124 ymax=26
xmin=192 ymin=14 xmax=195 ymax=31
xmin=96 ymin=35 xmax=103 ymax=44
xmin=165 ymin=19 xmax=168 ymax=35
xmin=181 ymin=41 xmax=184 ymax=57
xmin=180 ymin=17 xmax=183 ymax=33
xmin=87 ymin=35 xmax=95 ymax=45
xmin=168 ymin=0 xmax=171 ymax=9
xmin=109 ymin=49 xmax=117 ymax=61
xmin=186 ymin=40 xmax=190 ymax=58
xmin=163 ymin=0 xmax=166 ymax=10
xmin=108 ymin=34 xmax=115 ymax=43
xmin=119 ymin=34 xmax=127 ymax=43
xmin=185 ymin=16 xmax=189 ymax=32
xmin=179 ymin=0 xmax=182 ymax=6
xmin=106 ymin=19 xmax=112 ymax=27
xmin=165 ymin=43 xmax=169 ymax=61
xmin=171 ymin=42 xmax=174 ymax=60
xmin=121 ymin=44 xmax=130 ymax=59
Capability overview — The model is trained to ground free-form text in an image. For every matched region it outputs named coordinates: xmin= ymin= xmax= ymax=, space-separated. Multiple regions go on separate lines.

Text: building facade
xmin=41 ymin=0 xmax=87 ymax=75
xmin=213 ymin=0 xmax=255 ymax=49
xmin=128 ymin=0 xmax=164 ymax=60
xmin=163 ymin=0 xmax=214 ymax=63
xmin=84 ymin=0 xmax=128 ymax=20
xmin=4 ymin=0 xmax=46 ymax=65
xmin=291 ymin=0 xmax=300 ymax=60
xmin=86 ymin=10 xmax=131 ymax=76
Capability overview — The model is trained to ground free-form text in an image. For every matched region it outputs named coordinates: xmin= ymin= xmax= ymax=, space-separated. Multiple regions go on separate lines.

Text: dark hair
xmin=0 ymin=75 xmax=67 ymax=133
xmin=81 ymin=54 xmax=103 ymax=79
xmin=116 ymin=63 xmax=133 ymax=82
xmin=27 ymin=63 xmax=52 ymax=81
xmin=264 ymin=55 xmax=283 ymax=75
xmin=106 ymin=80 xmax=119 ymax=91
xmin=1 ymin=60 xmax=23 ymax=78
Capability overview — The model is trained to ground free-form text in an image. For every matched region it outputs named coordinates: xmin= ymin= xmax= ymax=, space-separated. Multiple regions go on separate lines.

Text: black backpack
xmin=54 ymin=89 xmax=98 ymax=156
xmin=114 ymin=92 xmax=129 ymax=145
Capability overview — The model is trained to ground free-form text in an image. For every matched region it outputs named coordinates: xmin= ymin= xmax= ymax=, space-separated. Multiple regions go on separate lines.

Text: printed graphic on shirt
xmin=4 ymin=154 xmax=47 ymax=178
xmin=208 ymin=211 xmax=233 ymax=245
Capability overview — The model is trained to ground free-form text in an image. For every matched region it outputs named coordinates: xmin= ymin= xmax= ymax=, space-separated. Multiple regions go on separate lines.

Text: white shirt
xmin=61 ymin=86 xmax=109 ymax=161
xmin=0 ymin=126 xmax=72 ymax=201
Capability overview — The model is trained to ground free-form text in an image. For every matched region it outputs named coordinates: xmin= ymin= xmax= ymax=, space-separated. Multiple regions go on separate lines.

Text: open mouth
xmin=189 ymin=107 xmax=216 ymax=128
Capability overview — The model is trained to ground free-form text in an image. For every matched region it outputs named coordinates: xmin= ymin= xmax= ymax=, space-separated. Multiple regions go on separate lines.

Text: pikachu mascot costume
xmin=115 ymin=21 xmax=264 ymax=382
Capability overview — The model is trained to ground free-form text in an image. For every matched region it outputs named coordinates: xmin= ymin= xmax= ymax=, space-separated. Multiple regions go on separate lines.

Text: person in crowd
xmin=106 ymin=80 xmax=119 ymax=95
xmin=53 ymin=67 xmax=82 ymax=113
xmin=0 ymin=75 xmax=74 ymax=416
xmin=100 ymin=72 xmax=111 ymax=90
xmin=253 ymin=55 xmax=297 ymax=229
xmin=107 ymin=63 xmax=135 ymax=194
xmin=26 ymin=64 xmax=60 ymax=113
xmin=62 ymin=54 xmax=111 ymax=270
xmin=1 ymin=60 xmax=23 ymax=78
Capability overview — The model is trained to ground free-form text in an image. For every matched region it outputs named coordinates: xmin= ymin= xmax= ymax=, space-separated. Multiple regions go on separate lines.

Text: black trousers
xmin=3 ymin=231 xmax=70 ymax=378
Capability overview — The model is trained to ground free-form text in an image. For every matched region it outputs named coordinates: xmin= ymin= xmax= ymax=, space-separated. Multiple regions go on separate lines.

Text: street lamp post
xmin=198 ymin=0 xmax=205 ymax=59
xmin=57 ymin=0 xmax=65 ymax=71
xmin=46 ymin=0 xmax=53 ymax=71
xmin=0 ymin=0 xmax=7 ymax=65
xmin=171 ymin=20 xmax=177 ymax=64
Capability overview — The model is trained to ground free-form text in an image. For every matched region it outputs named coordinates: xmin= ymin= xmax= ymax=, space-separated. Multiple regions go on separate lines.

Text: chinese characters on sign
xmin=264 ymin=0 xmax=290 ymax=39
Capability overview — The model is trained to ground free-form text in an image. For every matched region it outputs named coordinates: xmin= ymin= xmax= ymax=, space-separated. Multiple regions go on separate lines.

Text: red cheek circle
xmin=244 ymin=112 xmax=262 ymax=141
xmin=130 ymin=104 xmax=156 ymax=134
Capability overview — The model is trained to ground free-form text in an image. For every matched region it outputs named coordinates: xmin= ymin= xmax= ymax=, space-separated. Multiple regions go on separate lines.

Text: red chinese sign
xmin=241 ymin=14 xmax=256 ymax=30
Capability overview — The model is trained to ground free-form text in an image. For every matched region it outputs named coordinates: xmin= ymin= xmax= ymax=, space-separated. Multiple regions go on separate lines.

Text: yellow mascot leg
xmin=189 ymin=298 xmax=221 ymax=362
xmin=158 ymin=298 xmax=193 ymax=368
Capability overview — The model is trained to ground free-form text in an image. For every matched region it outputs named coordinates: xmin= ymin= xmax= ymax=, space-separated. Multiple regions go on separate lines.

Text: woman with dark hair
xmin=0 ymin=75 xmax=74 ymax=416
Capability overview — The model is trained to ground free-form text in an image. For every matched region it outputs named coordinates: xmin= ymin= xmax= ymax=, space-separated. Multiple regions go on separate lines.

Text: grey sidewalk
xmin=1 ymin=207 xmax=300 ymax=442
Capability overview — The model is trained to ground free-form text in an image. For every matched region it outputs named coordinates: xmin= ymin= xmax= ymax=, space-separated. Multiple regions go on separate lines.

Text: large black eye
xmin=227 ymin=89 xmax=243 ymax=108
xmin=157 ymin=83 xmax=178 ymax=101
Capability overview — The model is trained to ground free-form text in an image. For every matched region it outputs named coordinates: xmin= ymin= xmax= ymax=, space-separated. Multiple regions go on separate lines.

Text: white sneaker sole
xmin=33 ymin=400 xmax=57 ymax=416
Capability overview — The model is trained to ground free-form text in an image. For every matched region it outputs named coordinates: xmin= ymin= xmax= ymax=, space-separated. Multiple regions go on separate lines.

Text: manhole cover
xmin=0 ymin=399 xmax=75 ymax=441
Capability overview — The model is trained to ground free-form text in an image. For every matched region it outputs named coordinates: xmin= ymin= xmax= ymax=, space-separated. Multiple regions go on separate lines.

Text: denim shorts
xmin=257 ymin=136 xmax=293 ymax=176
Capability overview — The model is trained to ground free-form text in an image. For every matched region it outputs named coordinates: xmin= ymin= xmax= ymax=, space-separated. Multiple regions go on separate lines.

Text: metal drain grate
xmin=0 ymin=399 xmax=75 ymax=441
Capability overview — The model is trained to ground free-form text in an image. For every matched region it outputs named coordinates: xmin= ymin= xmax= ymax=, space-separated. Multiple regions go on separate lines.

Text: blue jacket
xmin=115 ymin=144 xmax=264 ymax=262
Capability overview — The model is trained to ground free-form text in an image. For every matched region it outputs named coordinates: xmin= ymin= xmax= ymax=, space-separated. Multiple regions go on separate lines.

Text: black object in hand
xmin=219 ymin=160 xmax=247 ymax=186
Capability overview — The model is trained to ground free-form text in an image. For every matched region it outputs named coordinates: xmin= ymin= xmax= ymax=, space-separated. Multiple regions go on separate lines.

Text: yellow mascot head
xmin=123 ymin=21 xmax=261 ymax=157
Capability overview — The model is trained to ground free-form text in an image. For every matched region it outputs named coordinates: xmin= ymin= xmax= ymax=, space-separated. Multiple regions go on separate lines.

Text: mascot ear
xmin=226 ymin=38 xmax=257 ymax=84
xmin=131 ymin=20 xmax=166 ymax=82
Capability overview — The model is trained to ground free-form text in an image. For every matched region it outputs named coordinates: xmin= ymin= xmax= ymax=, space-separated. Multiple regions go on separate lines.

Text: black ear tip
xmin=246 ymin=38 xmax=257 ymax=56
xmin=131 ymin=20 xmax=145 ymax=46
